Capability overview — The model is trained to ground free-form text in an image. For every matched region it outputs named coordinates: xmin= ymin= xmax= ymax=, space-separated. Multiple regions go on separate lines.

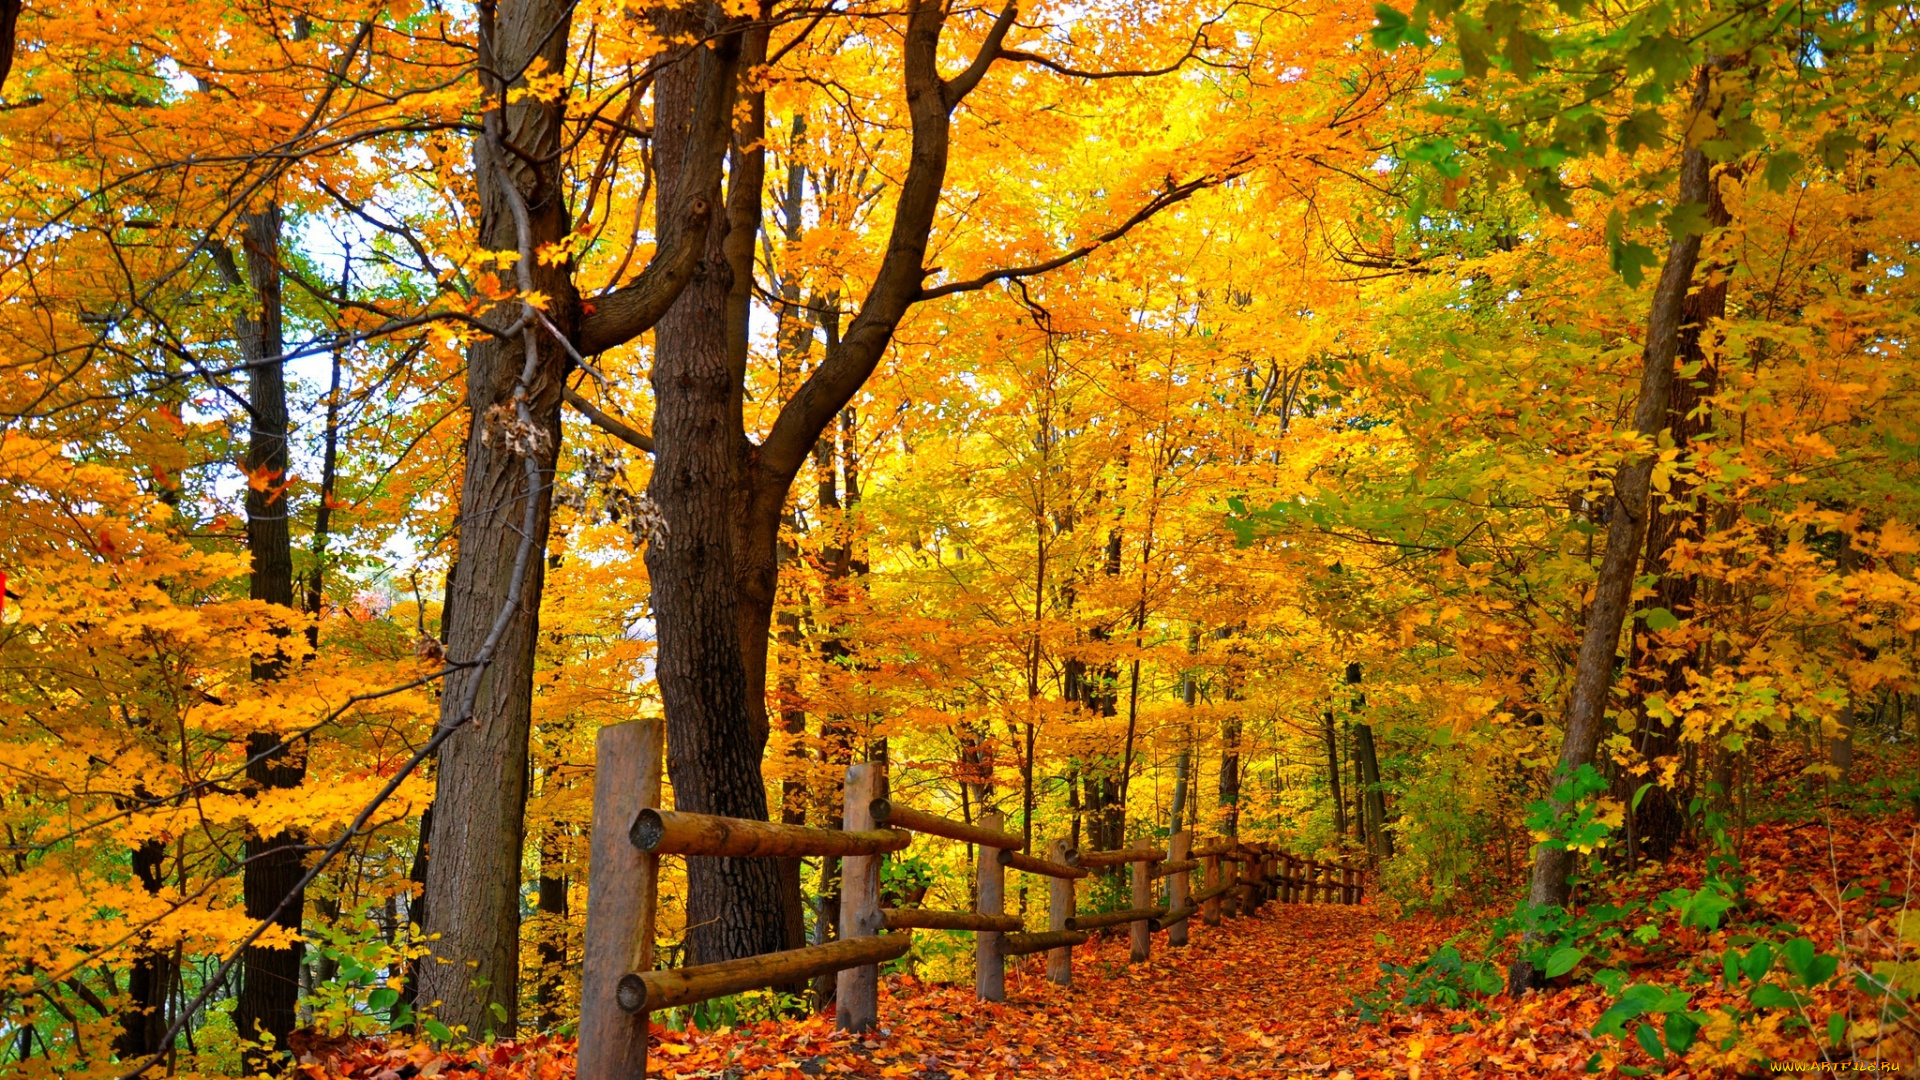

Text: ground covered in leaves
xmin=301 ymin=810 xmax=1918 ymax=1079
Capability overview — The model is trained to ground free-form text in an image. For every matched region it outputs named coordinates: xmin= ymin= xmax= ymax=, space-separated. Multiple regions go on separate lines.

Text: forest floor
xmin=305 ymin=806 xmax=1919 ymax=1080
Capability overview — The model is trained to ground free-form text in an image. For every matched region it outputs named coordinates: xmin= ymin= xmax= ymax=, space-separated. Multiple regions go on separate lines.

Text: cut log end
xmin=628 ymin=807 xmax=666 ymax=853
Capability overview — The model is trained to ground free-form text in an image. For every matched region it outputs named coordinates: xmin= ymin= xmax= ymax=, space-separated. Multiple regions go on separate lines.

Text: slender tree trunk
xmin=1322 ymin=710 xmax=1345 ymax=838
xmin=223 ymin=206 xmax=306 ymax=1065
xmin=116 ymin=838 xmax=175 ymax=1059
xmin=535 ymin=828 xmax=567 ymax=1030
xmin=1623 ymin=171 xmax=1734 ymax=860
xmin=418 ymin=0 xmax=580 ymax=1033
xmin=1218 ymin=715 xmax=1242 ymax=838
xmin=1512 ymin=68 xmax=1721 ymax=993
xmin=1355 ymin=724 xmax=1390 ymax=861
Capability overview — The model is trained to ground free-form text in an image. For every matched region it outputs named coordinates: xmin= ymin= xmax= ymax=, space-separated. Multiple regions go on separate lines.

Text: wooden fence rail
xmin=578 ymin=723 xmax=1369 ymax=1080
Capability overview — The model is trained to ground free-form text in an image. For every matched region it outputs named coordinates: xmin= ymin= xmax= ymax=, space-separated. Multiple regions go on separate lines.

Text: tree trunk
xmin=1218 ymin=714 xmax=1242 ymax=838
xmin=1321 ymin=710 xmax=1344 ymax=837
xmin=647 ymin=6 xmax=785 ymax=967
xmin=1623 ymin=170 xmax=1734 ymax=861
xmin=535 ymin=828 xmax=567 ymax=1030
xmin=115 ymin=837 xmax=174 ymax=1059
xmin=228 ymin=206 xmax=306 ymax=1066
xmin=1512 ymin=68 xmax=1720 ymax=994
xmin=1355 ymin=723 xmax=1391 ymax=861
xmin=418 ymin=0 xmax=580 ymax=1034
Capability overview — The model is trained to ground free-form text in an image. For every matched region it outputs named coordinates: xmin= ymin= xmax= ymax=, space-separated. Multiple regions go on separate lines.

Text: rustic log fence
xmin=578 ymin=719 xmax=1365 ymax=1080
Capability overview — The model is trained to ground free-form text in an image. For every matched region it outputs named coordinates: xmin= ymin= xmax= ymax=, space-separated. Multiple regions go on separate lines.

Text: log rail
xmin=580 ymin=720 xmax=1368 ymax=1080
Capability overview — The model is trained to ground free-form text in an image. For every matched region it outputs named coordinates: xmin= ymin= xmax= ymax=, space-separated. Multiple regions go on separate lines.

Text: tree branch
xmin=575 ymin=28 xmax=745 ymax=357
xmin=563 ymin=384 xmax=654 ymax=453
xmin=918 ymin=170 xmax=1236 ymax=301
xmin=944 ymin=0 xmax=1020 ymax=108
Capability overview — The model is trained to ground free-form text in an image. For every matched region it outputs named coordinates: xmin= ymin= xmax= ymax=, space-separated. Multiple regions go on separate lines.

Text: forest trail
xmin=315 ymin=904 xmax=1548 ymax=1080
xmin=605 ymin=898 xmax=1604 ymax=1079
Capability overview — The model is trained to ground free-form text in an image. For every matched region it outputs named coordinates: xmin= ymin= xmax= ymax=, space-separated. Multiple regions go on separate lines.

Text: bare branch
xmin=563 ymin=384 xmax=654 ymax=453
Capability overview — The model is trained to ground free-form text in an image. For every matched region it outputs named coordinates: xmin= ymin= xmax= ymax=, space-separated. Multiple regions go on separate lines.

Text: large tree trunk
xmin=647 ymin=5 xmax=786 ymax=966
xmin=226 ymin=206 xmax=306 ymax=1065
xmin=417 ymin=0 xmax=578 ymax=1035
xmin=1623 ymin=173 xmax=1734 ymax=863
xmin=1512 ymin=69 xmax=1721 ymax=993
xmin=646 ymin=0 xmax=1021 ymax=961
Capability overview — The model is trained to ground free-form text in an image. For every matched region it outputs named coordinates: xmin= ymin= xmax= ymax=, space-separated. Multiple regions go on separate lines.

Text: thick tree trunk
xmin=227 ymin=206 xmax=306 ymax=1066
xmin=647 ymin=6 xmax=785 ymax=967
xmin=418 ymin=0 xmax=578 ymax=1035
xmin=1513 ymin=69 xmax=1720 ymax=994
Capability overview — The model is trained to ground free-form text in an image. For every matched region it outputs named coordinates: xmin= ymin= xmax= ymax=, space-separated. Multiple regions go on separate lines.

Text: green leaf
xmin=1722 ymin=948 xmax=1740 ymax=988
xmin=1545 ymin=947 xmax=1586 ymax=978
xmin=1611 ymin=237 xmax=1658 ymax=288
xmin=1782 ymin=938 xmax=1839 ymax=987
xmin=1584 ymin=1051 xmax=1604 ymax=1073
xmin=1750 ymin=983 xmax=1797 ymax=1009
xmin=1828 ymin=1012 xmax=1846 ymax=1047
xmin=1741 ymin=942 xmax=1773 ymax=984
xmin=1664 ymin=200 xmax=1711 ymax=241
xmin=1615 ymin=110 xmax=1665 ymax=155
xmin=422 ymin=1019 xmax=454 ymax=1042
xmin=1817 ymin=131 xmax=1864 ymax=168
xmin=1664 ymin=1011 xmax=1701 ymax=1053
xmin=1371 ymin=3 xmax=1414 ymax=49
xmin=1643 ymin=607 xmax=1681 ymax=632
xmin=1634 ymin=1022 xmax=1667 ymax=1061
xmin=369 ymin=987 xmax=400 ymax=1012
xmin=1763 ymin=152 xmax=1803 ymax=192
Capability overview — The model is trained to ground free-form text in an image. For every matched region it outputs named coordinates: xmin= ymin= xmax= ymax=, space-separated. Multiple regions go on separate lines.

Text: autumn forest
xmin=2 ymin=0 xmax=1918 ymax=1074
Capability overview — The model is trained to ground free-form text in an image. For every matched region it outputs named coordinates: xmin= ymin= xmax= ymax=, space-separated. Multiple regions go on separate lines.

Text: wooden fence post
xmin=976 ymin=811 xmax=1006 ymax=1001
xmin=1129 ymin=858 xmax=1151 ymax=962
xmin=1166 ymin=831 xmax=1191 ymax=947
xmin=579 ymin=719 xmax=663 ymax=1080
xmin=1046 ymin=838 xmax=1073 ymax=985
xmin=837 ymin=763 xmax=883 ymax=1031
xmin=1200 ymin=849 xmax=1221 ymax=925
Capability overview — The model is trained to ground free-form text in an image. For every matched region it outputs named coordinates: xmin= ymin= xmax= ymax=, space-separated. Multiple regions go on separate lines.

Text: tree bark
xmin=225 ymin=206 xmax=306 ymax=1066
xmin=1513 ymin=68 xmax=1721 ymax=994
xmin=1321 ymin=710 xmax=1343 ymax=837
xmin=115 ymin=838 xmax=174 ymax=1060
xmin=1623 ymin=170 xmax=1734 ymax=861
xmin=535 ymin=828 xmax=567 ymax=1029
xmin=417 ymin=0 xmax=580 ymax=1035
xmin=1355 ymin=723 xmax=1391 ymax=861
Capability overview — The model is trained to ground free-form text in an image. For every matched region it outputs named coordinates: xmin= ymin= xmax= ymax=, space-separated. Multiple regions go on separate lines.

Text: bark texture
xmin=228 ymin=206 xmax=306 ymax=1064
xmin=1623 ymin=172 xmax=1734 ymax=862
xmin=417 ymin=0 xmax=577 ymax=1034
xmin=1513 ymin=68 xmax=1722 ymax=993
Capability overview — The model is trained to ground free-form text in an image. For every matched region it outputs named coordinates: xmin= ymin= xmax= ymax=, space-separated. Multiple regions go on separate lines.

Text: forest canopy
xmin=0 ymin=0 xmax=1916 ymax=1072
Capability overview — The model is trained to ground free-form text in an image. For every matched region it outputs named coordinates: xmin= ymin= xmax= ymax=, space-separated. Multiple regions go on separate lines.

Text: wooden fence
xmin=576 ymin=720 xmax=1365 ymax=1080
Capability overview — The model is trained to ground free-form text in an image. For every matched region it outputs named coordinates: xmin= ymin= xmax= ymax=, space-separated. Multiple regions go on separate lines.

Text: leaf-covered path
xmin=321 ymin=904 xmax=1549 ymax=1080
